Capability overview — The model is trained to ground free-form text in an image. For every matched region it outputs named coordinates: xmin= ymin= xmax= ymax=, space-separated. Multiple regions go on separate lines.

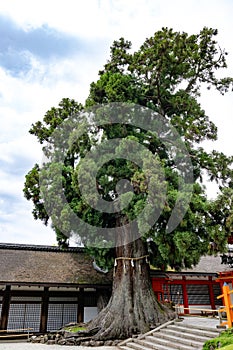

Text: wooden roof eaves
xmin=0 ymin=281 xmax=111 ymax=289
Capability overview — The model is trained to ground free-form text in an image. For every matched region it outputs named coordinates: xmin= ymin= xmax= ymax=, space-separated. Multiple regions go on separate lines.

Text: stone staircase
xmin=118 ymin=319 xmax=222 ymax=350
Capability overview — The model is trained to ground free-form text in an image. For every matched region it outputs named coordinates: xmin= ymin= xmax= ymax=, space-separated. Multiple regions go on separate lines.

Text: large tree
xmin=24 ymin=27 xmax=233 ymax=340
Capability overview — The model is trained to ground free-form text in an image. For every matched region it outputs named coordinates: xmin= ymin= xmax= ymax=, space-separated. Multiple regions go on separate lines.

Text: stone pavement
xmin=180 ymin=315 xmax=223 ymax=329
xmin=0 ymin=343 xmax=118 ymax=349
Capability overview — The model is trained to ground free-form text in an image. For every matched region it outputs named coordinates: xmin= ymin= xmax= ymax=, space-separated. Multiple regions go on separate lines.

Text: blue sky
xmin=0 ymin=16 xmax=86 ymax=75
xmin=0 ymin=0 xmax=233 ymax=246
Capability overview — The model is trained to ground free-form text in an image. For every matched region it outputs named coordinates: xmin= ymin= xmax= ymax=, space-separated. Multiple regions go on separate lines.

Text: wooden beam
xmin=0 ymin=285 xmax=11 ymax=331
xmin=40 ymin=287 xmax=49 ymax=333
xmin=208 ymin=278 xmax=216 ymax=310
xmin=77 ymin=288 xmax=84 ymax=323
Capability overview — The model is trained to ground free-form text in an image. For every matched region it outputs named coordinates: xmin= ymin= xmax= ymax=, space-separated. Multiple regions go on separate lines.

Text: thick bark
xmin=87 ymin=225 xmax=175 ymax=340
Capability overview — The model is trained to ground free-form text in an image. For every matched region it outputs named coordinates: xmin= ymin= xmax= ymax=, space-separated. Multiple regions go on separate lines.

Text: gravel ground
xmin=0 ymin=342 xmax=118 ymax=350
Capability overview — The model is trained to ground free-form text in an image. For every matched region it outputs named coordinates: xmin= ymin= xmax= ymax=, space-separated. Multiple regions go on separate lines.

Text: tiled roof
xmin=0 ymin=243 xmax=231 ymax=285
xmin=184 ymin=254 xmax=233 ymax=274
xmin=0 ymin=243 xmax=112 ymax=286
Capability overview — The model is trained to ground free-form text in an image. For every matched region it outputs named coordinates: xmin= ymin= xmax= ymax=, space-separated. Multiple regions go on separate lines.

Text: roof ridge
xmin=0 ymin=242 xmax=84 ymax=253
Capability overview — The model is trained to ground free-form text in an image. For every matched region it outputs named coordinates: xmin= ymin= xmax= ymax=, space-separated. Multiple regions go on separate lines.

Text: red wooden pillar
xmin=208 ymin=277 xmax=216 ymax=310
xmin=182 ymin=277 xmax=189 ymax=314
xmin=151 ymin=278 xmax=164 ymax=302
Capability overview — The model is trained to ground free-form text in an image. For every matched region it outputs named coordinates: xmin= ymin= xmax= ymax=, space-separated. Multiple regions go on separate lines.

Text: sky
xmin=0 ymin=0 xmax=233 ymax=246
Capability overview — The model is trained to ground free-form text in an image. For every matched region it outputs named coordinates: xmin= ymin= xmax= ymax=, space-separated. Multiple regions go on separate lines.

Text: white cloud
xmin=0 ymin=0 xmax=232 ymax=42
xmin=0 ymin=0 xmax=110 ymax=38
xmin=0 ymin=202 xmax=57 ymax=245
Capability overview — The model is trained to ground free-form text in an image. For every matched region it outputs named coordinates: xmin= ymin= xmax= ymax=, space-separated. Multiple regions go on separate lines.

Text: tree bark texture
xmin=88 ymin=225 xmax=175 ymax=340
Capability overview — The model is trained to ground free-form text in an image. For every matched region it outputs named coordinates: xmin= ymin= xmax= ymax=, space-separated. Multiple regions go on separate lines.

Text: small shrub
xmin=203 ymin=328 xmax=233 ymax=350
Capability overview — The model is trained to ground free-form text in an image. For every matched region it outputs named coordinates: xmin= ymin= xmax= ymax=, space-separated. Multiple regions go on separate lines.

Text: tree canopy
xmin=24 ymin=27 xmax=233 ymax=271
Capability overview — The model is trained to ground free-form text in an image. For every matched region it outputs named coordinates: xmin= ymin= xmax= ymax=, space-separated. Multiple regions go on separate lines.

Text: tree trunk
xmin=87 ymin=224 xmax=175 ymax=340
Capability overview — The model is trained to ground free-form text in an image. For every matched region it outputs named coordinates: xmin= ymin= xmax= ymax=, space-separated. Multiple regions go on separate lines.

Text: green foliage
xmin=203 ymin=328 xmax=233 ymax=350
xmin=23 ymin=27 xmax=233 ymax=270
xmin=219 ymin=345 xmax=233 ymax=350
xmin=29 ymin=98 xmax=83 ymax=144
xmin=63 ymin=326 xmax=86 ymax=332
xmin=23 ymin=163 xmax=49 ymax=224
xmin=206 ymin=187 xmax=233 ymax=254
xmin=85 ymin=244 xmax=114 ymax=270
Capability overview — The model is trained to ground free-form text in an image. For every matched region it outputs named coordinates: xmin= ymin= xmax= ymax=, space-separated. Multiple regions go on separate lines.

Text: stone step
xmin=118 ymin=319 xmax=221 ymax=350
xmin=124 ymin=339 xmax=180 ymax=350
xmin=149 ymin=332 xmax=203 ymax=347
xmin=121 ymin=341 xmax=158 ymax=350
xmin=137 ymin=336 xmax=196 ymax=350
xmin=159 ymin=327 xmax=211 ymax=342
xmin=175 ymin=321 xmax=220 ymax=334
xmin=146 ymin=343 xmax=179 ymax=350
xmin=119 ymin=344 xmax=150 ymax=350
xmin=169 ymin=324 xmax=220 ymax=338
